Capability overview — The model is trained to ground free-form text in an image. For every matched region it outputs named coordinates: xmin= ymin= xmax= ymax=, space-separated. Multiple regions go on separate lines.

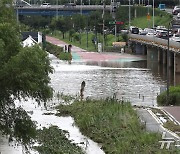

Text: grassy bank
xmin=157 ymin=86 xmax=180 ymax=106
xmin=56 ymin=98 xmax=179 ymax=153
xmin=131 ymin=15 xmax=172 ymax=29
xmin=49 ymin=31 xmax=126 ymax=52
xmin=34 ymin=126 xmax=84 ymax=154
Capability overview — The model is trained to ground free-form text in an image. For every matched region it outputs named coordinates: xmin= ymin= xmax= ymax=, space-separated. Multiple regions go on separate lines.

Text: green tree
xmin=0 ymin=0 xmax=53 ymax=148
xmin=56 ymin=17 xmax=70 ymax=39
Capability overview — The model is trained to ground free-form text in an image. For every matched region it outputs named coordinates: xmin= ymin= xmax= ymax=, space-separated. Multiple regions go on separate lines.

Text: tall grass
xmin=56 ymin=98 xmax=179 ymax=153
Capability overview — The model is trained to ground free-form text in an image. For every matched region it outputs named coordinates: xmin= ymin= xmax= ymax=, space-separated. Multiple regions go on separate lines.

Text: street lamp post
xmin=56 ymin=0 xmax=58 ymax=19
xmin=153 ymin=0 xmax=154 ymax=28
xmin=86 ymin=17 xmax=89 ymax=48
xmin=16 ymin=0 xmax=19 ymax=23
xmin=129 ymin=0 xmax=131 ymax=29
xmin=167 ymin=21 xmax=172 ymax=104
xmin=80 ymin=0 xmax=82 ymax=15
xmin=102 ymin=0 xmax=105 ymax=52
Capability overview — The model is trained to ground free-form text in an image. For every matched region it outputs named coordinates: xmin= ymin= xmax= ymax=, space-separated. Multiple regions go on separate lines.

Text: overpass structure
xmin=15 ymin=4 xmax=133 ymax=16
xmin=15 ymin=5 xmax=112 ymax=16
xmin=129 ymin=34 xmax=180 ymax=85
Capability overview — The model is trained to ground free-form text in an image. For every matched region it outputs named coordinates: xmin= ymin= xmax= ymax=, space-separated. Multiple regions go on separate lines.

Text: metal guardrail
xmin=15 ymin=5 xmax=111 ymax=11
xmin=129 ymin=34 xmax=180 ymax=53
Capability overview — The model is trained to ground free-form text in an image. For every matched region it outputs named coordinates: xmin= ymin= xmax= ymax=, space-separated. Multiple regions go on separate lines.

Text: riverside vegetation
xmin=34 ymin=126 xmax=84 ymax=154
xmin=157 ymin=86 xmax=180 ymax=106
xmin=56 ymin=97 xmax=179 ymax=153
xmin=46 ymin=42 xmax=72 ymax=60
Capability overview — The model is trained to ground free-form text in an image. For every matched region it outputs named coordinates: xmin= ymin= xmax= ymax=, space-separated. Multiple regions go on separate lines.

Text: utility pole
xmin=153 ymin=0 xmax=154 ymax=28
xmin=147 ymin=0 xmax=149 ymax=28
xmin=80 ymin=0 xmax=82 ymax=15
xmin=56 ymin=0 xmax=58 ymax=20
xmin=112 ymin=0 xmax=117 ymax=42
xmin=129 ymin=0 xmax=131 ymax=29
xmin=167 ymin=21 xmax=172 ymax=104
xmin=102 ymin=0 xmax=105 ymax=52
xmin=15 ymin=0 xmax=19 ymax=23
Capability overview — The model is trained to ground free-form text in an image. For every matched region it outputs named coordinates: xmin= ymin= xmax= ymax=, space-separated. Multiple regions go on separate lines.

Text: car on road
xmin=156 ymin=30 xmax=168 ymax=39
xmin=64 ymin=3 xmax=76 ymax=7
xmin=145 ymin=28 xmax=156 ymax=36
xmin=172 ymin=6 xmax=180 ymax=15
xmin=177 ymin=13 xmax=180 ymax=19
xmin=130 ymin=26 xmax=139 ymax=34
xmin=121 ymin=29 xmax=129 ymax=34
xmin=41 ymin=3 xmax=51 ymax=8
xmin=170 ymin=33 xmax=180 ymax=42
xmin=139 ymin=28 xmax=147 ymax=35
xmin=158 ymin=4 xmax=165 ymax=11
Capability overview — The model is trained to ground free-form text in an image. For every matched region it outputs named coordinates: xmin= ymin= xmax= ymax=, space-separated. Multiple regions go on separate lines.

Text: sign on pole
xmin=116 ymin=21 xmax=124 ymax=25
xmin=147 ymin=13 xmax=151 ymax=20
xmin=109 ymin=21 xmax=124 ymax=25
xmin=109 ymin=21 xmax=115 ymax=25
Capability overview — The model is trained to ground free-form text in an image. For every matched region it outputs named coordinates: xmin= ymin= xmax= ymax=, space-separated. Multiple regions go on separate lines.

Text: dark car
xmin=130 ymin=27 xmax=139 ymax=34
xmin=64 ymin=3 xmax=76 ymax=7
xmin=156 ymin=31 xmax=168 ymax=39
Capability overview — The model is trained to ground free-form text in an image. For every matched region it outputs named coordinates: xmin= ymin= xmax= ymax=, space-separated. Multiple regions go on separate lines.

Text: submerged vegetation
xmin=157 ymin=86 xmax=180 ymax=106
xmin=56 ymin=98 xmax=179 ymax=153
xmin=35 ymin=126 xmax=84 ymax=154
xmin=46 ymin=42 xmax=72 ymax=60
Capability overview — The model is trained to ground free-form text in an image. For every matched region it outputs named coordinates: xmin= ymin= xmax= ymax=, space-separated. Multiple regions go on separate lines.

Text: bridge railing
xmin=17 ymin=5 xmax=111 ymax=10
xmin=129 ymin=34 xmax=180 ymax=53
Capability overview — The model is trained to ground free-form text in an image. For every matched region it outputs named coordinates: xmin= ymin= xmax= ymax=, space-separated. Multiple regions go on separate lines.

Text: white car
xmin=41 ymin=3 xmax=51 ymax=8
xmin=139 ymin=28 xmax=147 ymax=35
xmin=177 ymin=13 xmax=180 ymax=19
xmin=144 ymin=28 xmax=156 ymax=36
xmin=172 ymin=6 xmax=180 ymax=15
xmin=170 ymin=33 xmax=180 ymax=43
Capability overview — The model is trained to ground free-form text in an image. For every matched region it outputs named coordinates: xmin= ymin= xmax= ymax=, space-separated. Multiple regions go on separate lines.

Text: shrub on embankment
xmin=56 ymin=98 xmax=179 ymax=153
xmin=157 ymin=86 xmax=180 ymax=106
xmin=45 ymin=42 xmax=72 ymax=60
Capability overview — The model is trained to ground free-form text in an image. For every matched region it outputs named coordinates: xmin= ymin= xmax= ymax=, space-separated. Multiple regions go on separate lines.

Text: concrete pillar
xmin=158 ymin=49 xmax=163 ymax=64
xmin=175 ymin=53 xmax=180 ymax=73
xmin=174 ymin=53 xmax=180 ymax=86
xmin=168 ymin=52 xmax=174 ymax=68
xmin=163 ymin=51 xmax=167 ymax=65
xmin=147 ymin=46 xmax=159 ymax=71
xmin=147 ymin=46 xmax=158 ymax=62
xmin=134 ymin=43 xmax=147 ymax=55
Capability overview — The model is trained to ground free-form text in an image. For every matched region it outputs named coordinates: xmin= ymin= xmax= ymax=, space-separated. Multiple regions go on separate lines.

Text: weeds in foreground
xmin=56 ymin=97 xmax=179 ymax=154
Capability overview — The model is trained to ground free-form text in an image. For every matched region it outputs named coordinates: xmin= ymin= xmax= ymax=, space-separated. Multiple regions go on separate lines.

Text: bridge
xmin=15 ymin=5 xmax=112 ymax=16
xmin=15 ymin=4 xmax=132 ymax=16
xmin=129 ymin=34 xmax=180 ymax=85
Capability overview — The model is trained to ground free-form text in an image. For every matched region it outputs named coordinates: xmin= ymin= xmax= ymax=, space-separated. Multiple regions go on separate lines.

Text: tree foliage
xmin=0 ymin=0 xmax=53 ymax=147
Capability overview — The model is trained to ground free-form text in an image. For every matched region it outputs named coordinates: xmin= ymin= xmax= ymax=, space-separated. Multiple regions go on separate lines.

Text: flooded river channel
xmin=0 ymin=52 xmax=179 ymax=154
xmin=50 ymin=55 xmax=172 ymax=107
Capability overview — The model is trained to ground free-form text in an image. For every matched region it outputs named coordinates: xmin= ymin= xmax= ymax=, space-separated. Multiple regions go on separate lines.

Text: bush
xmin=157 ymin=86 xmax=180 ymax=106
